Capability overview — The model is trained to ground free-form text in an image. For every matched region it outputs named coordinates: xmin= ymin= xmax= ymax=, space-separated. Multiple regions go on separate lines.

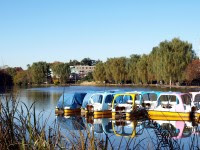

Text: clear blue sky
xmin=0 ymin=0 xmax=200 ymax=69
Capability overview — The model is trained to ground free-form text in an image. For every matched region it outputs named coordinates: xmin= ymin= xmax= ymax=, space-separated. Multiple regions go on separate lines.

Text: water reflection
xmin=57 ymin=116 xmax=85 ymax=130
xmin=25 ymin=91 xmax=61 ymax=111
xmin=112 ymin=120 xmax=142 ymax=138
xmin=87 ymin=118 xmax=113 ymax=134
xmin=2 ymin=86 xmax=200 ymax=149
xmin=155 ymin=121 xmax=192 ymax=139
xmin=56 ymin=115 xmax=200 ymax=149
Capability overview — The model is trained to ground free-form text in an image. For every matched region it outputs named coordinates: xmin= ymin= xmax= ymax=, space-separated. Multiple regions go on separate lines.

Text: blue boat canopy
xmin=82 ymin=92 xmax=96 ymax=109
xmin=57 ymin=92 xmax=87 ymax=109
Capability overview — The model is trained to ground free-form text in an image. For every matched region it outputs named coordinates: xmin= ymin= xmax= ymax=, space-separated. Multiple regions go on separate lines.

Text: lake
xmin=1 ymin=85 xmax=200 ymax=149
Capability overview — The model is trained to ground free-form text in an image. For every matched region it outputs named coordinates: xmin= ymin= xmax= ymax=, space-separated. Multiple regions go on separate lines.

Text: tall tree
xmin=93 ymin=62 xmax=106 ymax=82
xmin=104 ymin=58 xmax=114 ymax=83
xmin=51 ymin=62 xmax=70 ymax=84
xmin=5 ymin=67 xmax=23 ymax=78
xmin=14 ymin=70 xmax=29 ymax=86
xmin=81 ymin=58 xmax=93 ymax=66
xmin=106 ymin=57 xmax=127 ymax=84
xmin=127 ymin=54 xmax=141 ymax=83
xmin=116 ymin=57 xmax=127 ymax=84
xmin=137 ymin=54 xmax=148 ymax=83
xmin=185 ymin=59 xmax=200 ymax=83
xmin=68 ymin=59 xmax=81 ymax=66
xmin=30 ymin=62 xmax=51 ymax=84
xmin=149 ymin=38 xmax=196 ymax=83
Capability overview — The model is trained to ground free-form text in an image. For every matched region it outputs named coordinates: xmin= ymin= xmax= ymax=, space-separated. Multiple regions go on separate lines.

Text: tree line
xmin=0 ymin=58 xmax=97 ymax=86
xmin=93 ymin=38 xmax=198 ymax=85
xmin=1 ymin=38 xmax=200 ymax=86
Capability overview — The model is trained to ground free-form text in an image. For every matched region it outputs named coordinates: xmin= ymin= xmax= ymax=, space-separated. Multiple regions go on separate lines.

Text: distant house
xmin=70 ymin=65 xmax=95 ymax=78
xmin=0 ymin=65 xmax=9 ymax=70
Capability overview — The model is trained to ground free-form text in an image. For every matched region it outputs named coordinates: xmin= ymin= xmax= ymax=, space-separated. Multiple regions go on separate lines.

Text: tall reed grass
xmin=0 ymin=93 xmax=63 ymax=149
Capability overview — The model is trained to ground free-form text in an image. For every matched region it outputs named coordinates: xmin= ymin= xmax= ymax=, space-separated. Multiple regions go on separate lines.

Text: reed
xmin=0 ymin=93 xmax=63 ymax=149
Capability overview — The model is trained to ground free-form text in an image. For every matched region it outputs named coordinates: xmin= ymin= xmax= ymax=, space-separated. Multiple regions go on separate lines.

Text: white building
xmin=70 ymin=65 xmax=95 ymax=77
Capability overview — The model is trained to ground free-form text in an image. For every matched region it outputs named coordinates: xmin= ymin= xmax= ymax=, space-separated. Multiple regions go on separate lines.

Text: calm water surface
xmin=2 ymin=86 xmax=200 ymax=149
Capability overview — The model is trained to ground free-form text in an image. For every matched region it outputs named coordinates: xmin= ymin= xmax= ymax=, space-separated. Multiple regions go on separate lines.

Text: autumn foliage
xmin=185 ymin=59 xmax=200 ymax=83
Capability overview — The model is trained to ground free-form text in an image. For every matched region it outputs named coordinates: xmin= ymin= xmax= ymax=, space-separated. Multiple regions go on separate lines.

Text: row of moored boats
xmin=55 ymin=91 xmax=200 ymax=122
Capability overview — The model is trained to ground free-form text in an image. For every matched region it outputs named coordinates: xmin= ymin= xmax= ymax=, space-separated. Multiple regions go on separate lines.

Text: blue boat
xmin=81 ymin=92 xmax=97 ymax=110
xmin=55 ymin=92 xmax=87 ymax=114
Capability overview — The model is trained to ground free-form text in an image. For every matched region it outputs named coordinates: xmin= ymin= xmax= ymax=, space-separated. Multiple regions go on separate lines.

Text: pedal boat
xmin=148 ymin=92 xmax=194 ymax=121
xmin=127 ymin=91 xmax=161 ymax=109
xmin=55 ymin=92 xmax=87 ymax=115
xmin=111 ymin=93 xmax=138 ymax=120
xmin=81 ymin=92 xmax=96 ymax=115
xmin=86 ymin=92 xmax=116 ymax=118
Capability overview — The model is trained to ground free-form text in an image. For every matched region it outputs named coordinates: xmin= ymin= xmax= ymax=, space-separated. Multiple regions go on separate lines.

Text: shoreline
xmin=23 ymin=82 xmax=200 ymax=90
xmin=2 ymin=81 xmax=200 ymax=90
xmin=78 ymin=81 xmax=200 ymax=89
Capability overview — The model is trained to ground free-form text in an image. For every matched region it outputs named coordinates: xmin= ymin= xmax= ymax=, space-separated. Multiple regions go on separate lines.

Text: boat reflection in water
xmin=112 ymin=119 xmax=143 ymax=138
xmin=86 ymin=117 xmax=113 ymax=134
xmin=57 ymin=115 xmax=86 ymax=131
xmin=57 ymin=115 xmax=200 ymax=149
xmin=150 ymin=120 xmax=194 ymax=139
xmin=57 ymin=115 xmax=199 ymax=138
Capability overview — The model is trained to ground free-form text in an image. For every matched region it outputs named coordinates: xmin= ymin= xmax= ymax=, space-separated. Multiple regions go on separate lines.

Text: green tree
xmin=105 ymin=57 xmax=127 ymax=84
xmin=93 ymin=62 xmax=106 ymax=82
xmin=148 ymin=47 xmax=162 ymax=82
xmin=5 ymin=67 xmax=23 ymax=78
xmin=30 ymin=62 xmax=51 ymax=84
xmin=68 ymin=59 xmax=81 ymax=66
xmin=104 ymin=59 xmax=114 ymax=83
xmin=82 ymin=72 xmax=94 ymax=82
xmin=51 ymin=62 xmax=70 ymax=84
xmin=81 ymin=58 xmax=93 ymax=66
xmin=150 ymin=38 xmax=196 ymax=83
xmin=26 ymin=64 xmax=33 ymax=84
xmin=5 ymin=67 xmax=17 ymax=77
xmin=126 ymin=54 xmax=141 ymax=83
xmin=14 ymin=71 xmax=29 ymax=85
xmin=137 ymin=54 xmax=148 ymax=83
xmin=116 ymin=57 xmax=127 ymax=84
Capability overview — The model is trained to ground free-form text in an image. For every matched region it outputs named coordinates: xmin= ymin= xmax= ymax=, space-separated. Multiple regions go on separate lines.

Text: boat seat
xmin=126 ymin=100 xmax=133 ymax=104
xmin=161 ymin=104 xmax=172 ymax=108
xmin=116 ymin=104 xmax=131 ymax=107
xmin=142 ymin=103 xmax=151 ymax=108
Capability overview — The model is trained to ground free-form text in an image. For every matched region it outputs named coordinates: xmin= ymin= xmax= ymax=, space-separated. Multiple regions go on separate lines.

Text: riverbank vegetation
xmin=1 ymin=38 xmax=200 ymax=87
xmin=93 ymin=38 xmax=199 ymax=85
xmin=0 ymin=58 xmax=98 ymax=86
